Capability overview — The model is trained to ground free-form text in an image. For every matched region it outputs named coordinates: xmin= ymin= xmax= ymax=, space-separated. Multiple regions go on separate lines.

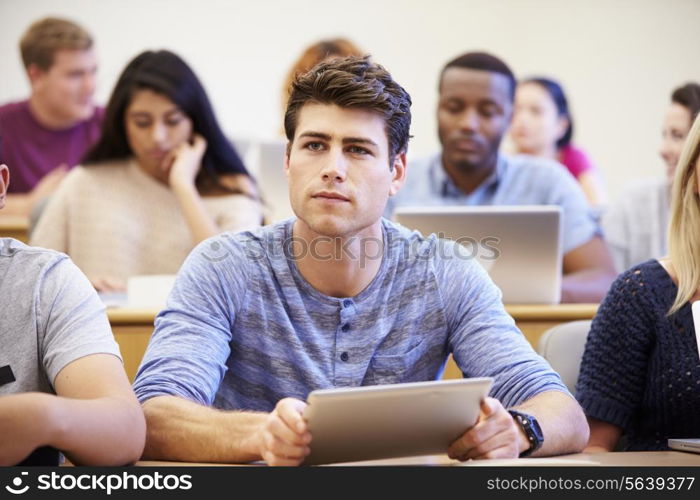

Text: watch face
xmin=509 ymin=410 xmax=544 ymax=456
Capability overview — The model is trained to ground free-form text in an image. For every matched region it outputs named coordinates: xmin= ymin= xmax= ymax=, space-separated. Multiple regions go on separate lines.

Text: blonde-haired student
xmin=577 ymin=112 xmax=700 ymax=452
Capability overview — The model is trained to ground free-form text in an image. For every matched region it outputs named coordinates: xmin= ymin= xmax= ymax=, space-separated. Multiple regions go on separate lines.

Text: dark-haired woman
xmin=31 ymin=50 xmax=262 ymax=291
xmin=511 ymin=77 xmax=607 ymax=206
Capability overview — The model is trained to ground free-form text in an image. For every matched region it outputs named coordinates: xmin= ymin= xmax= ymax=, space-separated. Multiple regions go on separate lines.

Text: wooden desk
xmin=134 ymin=451 xmax=700 ymax=467
xmin=334 ymin=451 xmax=700 ymax=466
xmin=109 ymin=304 xmax=599 ymax=382
xmin=0 ymin=215 xmax=29 ymax=242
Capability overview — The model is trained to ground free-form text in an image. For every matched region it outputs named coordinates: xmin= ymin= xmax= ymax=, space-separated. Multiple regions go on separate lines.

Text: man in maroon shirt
xmin=0 ymin=17 xmax=102 ymax=216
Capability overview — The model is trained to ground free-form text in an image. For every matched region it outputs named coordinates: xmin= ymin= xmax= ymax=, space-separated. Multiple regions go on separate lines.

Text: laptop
xmin=394 ymin=205 xmax=563 ymax=304
xmin=667 ymin=301 xmax=700 ymax=454
xmin=302 ymin=377 xmax=493 ymax=465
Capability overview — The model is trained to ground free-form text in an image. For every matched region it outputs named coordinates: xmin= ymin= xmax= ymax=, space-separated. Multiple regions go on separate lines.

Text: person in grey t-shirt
xmin=0 ymin=163 xmax=145 ymax=466
xmin=135 ymin=56 xmax=589 ymax=466
xmin=389 ymin=52 xmax=616 ymax=303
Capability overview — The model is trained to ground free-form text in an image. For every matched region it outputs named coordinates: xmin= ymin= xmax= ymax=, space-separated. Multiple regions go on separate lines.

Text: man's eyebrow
xmin=342 ymin=137 xmax=378 ymax=147
xmin=298 ymin=131 xmax=332 ymax=141
xmin=441 ymin=94 xmax=501 ymax=105
xmin=478 ymin=98 xmax=501 ymax=106
xmin=297 ymin=132 xmax=379 ymax=148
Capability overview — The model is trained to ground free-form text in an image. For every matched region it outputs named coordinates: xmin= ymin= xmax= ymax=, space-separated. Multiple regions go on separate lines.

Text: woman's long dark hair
xmin=83 ymin=50 xmax=253 ymax=194
xmin=523 ymin=77 xmax=573 ymax=150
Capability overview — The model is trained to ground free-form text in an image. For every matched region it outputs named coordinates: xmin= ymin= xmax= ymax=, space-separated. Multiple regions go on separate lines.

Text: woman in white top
xmin=602 ymin=82 xmax=700 ymax=272
xmin=31 ymin=50 xmax=262 ymax=290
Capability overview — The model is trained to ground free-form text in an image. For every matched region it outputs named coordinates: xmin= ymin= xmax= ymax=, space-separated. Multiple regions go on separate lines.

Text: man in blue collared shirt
xmin=390 ymin=52 xmax=616 ymax=303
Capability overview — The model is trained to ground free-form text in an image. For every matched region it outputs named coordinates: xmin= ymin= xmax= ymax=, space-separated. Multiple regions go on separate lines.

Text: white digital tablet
xmin=693 ymin=301 xmax=700 ymax=363
xmin=302 ymin=377 xmax=493 ymax=465
xmin=667 ymin=302 xmax=700 ymax=454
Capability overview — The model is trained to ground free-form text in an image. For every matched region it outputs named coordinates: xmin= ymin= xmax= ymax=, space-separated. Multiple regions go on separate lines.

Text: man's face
xmin=30 ymin=48 xmax=98 ymax=126
xmin=437 ymin=67 xmax=513 ymax=173
xmin=0 ymin=165 xmax=9 ymax=210
xmin=285 ymin=103 xmax=405 ymax=238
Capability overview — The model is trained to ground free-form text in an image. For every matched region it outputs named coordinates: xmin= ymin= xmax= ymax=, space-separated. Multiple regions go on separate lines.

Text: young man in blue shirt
xmin=134 ymin=56 xmax=588 ymax=466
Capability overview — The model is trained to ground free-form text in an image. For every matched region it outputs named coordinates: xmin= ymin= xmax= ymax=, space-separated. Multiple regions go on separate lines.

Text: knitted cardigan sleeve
xmin=575 ymin=266 xmax=655 ymax=429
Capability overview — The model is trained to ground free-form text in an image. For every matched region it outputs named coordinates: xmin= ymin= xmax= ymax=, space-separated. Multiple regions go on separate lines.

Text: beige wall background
xmin=1 ymin=0 xmax=699 ymax=201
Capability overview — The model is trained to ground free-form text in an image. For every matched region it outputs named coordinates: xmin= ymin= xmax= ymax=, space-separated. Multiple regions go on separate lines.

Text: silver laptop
xmin=668 ymin=438 xmax=700 ymax=453
xmin=302 ymin=377 xmax=493 ymax=465
xmin=667 ymin=302 xmax=700 ymax=454
xmin=394 ymin=205 xmax=562 ymax=304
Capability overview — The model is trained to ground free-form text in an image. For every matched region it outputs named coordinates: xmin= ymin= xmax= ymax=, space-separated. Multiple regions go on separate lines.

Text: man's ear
xmin=388 ymin=152 xmax=407 ymax=197
xmin=0 ymin=164 xmax=10 ymax=210
xmin=27 ymin=63 xmax=46 ymax=87
xmin=283 ymin=142 xmax=292 ymax=180
xmin=504 ymin=101 xmax=515 ymax=127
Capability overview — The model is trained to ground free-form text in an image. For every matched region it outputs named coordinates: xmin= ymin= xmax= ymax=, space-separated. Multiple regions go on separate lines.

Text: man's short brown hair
xmin=284 ymin=56 xmax=412 ymax=162
xmin=20 ymin=17 xmax=93 ymax=71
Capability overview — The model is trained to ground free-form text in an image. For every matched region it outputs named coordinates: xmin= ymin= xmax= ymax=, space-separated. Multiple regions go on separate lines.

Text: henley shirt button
xmin=342 ymin=299 xmax=353 ymax=308
xmin=341 ymin=323 xmax=350 ymax=332
xmin=340 ymin=352 xmax=349 ymax=362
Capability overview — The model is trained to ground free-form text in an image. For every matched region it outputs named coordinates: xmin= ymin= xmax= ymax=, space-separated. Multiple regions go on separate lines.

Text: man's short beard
xmin=451 ymin=158 xmax=482 ymax=173
xmin=446 ymin=149 xmax=498 ymax=174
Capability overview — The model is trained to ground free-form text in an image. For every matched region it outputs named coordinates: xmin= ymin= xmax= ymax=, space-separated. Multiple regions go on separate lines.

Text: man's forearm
xmin=561 ymin=269 xmax=615 ymax=303
xmin=50 ymin=394 xmax=146 ymax=465
xmin=142 ymin=395 xmax=266 ymax=463
xmin=513 ymin=390 xmax=589 ymax=457
xmin=2 ymin=392 xmax=145 ymax=465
